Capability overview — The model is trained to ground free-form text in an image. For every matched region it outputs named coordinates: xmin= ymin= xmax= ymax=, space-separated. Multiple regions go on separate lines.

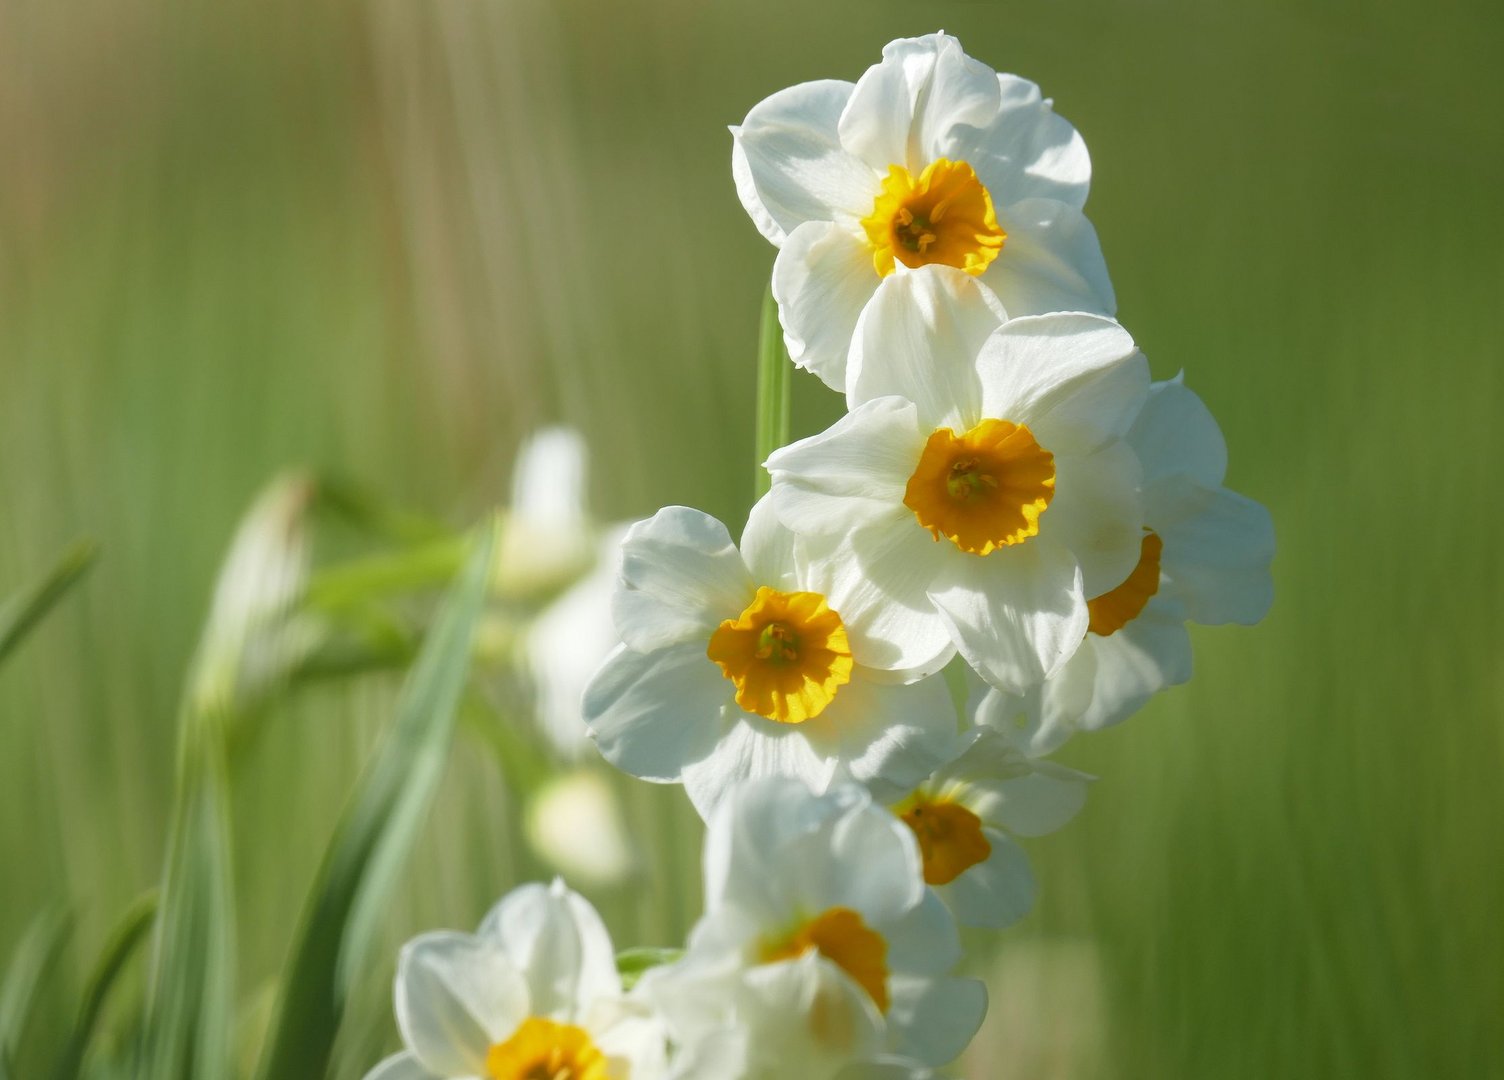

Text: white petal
xmin=797 ymin=671 xmax=960 ymax=802
xmin=799 ymin=525 xmax=956 ymax=678
xmin=983 ymin=198 xmax=1116 ymax=317
xmin=988 ymin=768 xmax=1090 ymax=837
xmin=702 ymin=780 xmax=922 ymax=929
xmin=944 ymin=830 xmax=1035 ymax=929
xmin=886 ymin=974 xmax=987 ymax=1066
xmin=395 ymin=932 xmax=527 ymax=1076
xmin=590 ymin=1005 xmax=669 ymax=1078
xmin=882 ymin=888 xmax=961 ymax=978
xmin=701 ymin=777 xmax=848 ymax=915
xmin=613 ymin=507 xmax=754 ymax=653
xmin=839 ymin=33 xmax=1001 ymax=172
xmin=975 ymin=313 xmax=1147 ymax=457
xmin=733 ymin=78 xmax=877 ymax=244
xmin=846 ymin=267 xmax=1006 ymax=426
xmin=772 ymin=221 xmax=881 ymax=392
xmin=477 ymin=880 xmax=620 ymax=1021
xmin=1041 ymin=440 xmax=1145 ymax=598
xmin=510 ymin=427 xmax=588 ymax=532
xmin=928 ymin=541 xmax=1088 ymax=693
xmin=1152 ymin=481 xmax=1275 ymax=626
xmin=1128 ymin=375 xmax=1228 ymax=489
xmin=965 ymin=74 xmax=1091 ymax=209
xmin=766 ymin=396 xmax=925 ymax=536
xmin=1073 ymin=604 xmax=1192 ymax=731
xmin=583 ymin=642 xmax=731 ymax=782
xmin=680 ymin=716 xmax=837 ymax=820
xmin=739 ymin=492 xmax=798 ymax=588
xmin=743 ymin=952 xmax=886 ymax=1071
xmin=362 ymin=1052 xmax=438 ymax=1080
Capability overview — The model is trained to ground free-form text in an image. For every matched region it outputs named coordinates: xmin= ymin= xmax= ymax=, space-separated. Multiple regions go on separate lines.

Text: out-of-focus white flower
xmin=494 ymin=426 xmax=598 ymax=599
xmin=583 ymin=499 xmax=959 ymax=818
xmin=973 ymin=376 xmax=1275 ymax=754
xmin=889 ymin=728 xmax=1090 ymax=929
xmin=733 ymin=31 xmax=1113 ymax=391
xmin=363 ymin=880 xmax=665 ymax=1080
xmin=766 ymin=271 xmax=1147 ymax=695
xmin=642 ymin=778 xmax=985 ymax=1071
xmin=527 ymin=525 xmax=628 ymax=758
xmin=525 ymin=769 xmax=634 ymax=889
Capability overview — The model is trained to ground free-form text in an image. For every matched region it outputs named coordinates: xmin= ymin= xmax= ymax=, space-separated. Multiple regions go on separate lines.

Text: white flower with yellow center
xmin=765 ymin=270 xmax=1148 ymax=695
xmin=582 ymin=498 xmax=959 ymax=817
xmin=364 ymin=880 xmax=665 ymax=1080
xmin=642 ymin=778 xmax=985 ymax=1071
xmin=891 ymin=728 xmax=1090 ymax=929
xmin=972 ymin=375 xmax=1276 ymax=754
xmin=732 ymin=31 xmax=1113 ymax=391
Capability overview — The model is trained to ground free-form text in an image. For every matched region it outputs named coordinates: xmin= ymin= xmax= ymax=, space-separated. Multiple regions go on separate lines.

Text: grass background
xmin=2 ymin=0 xmax=1501 ymax=1075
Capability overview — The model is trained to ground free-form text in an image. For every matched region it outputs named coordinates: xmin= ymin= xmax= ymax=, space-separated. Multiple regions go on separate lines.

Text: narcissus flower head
xmin=973 ymin=375 xmax=1275 ymax=754
xmin=583 ymin=498 xmax=961 ymax=817
xmin=363 ymin=880 xmax=665 ymax=1080
xmin=891 ymin=728 xmax=1091 ymax=929
xmin=643 ymin=778 xmax=985 ymax=1073
xmin=732 ymin=31 xmax=1114 ymax=391
xmin=766 ymin=271 xmax=1149 ymax=695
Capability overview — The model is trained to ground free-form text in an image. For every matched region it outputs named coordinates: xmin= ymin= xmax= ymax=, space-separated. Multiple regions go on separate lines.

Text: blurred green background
xmin=3 ymin=0 xmax=1501 ymax=1076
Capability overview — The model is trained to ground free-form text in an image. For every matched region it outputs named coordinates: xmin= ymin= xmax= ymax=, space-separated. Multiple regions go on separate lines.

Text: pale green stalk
xmin=753 ymin=286 xmax=791 ymax=497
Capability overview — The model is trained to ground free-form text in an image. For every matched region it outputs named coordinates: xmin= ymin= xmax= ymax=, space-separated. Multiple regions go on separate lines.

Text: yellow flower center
xmin=896 ymin=795 xmax=992 ymax=886
xmin=760 ymin=907 xmax=890 ymax=1013
xmin=1086 ymin=531 xmax=1163 ymax=636
xmin=706 ymin=586 xmax=854 ymax=724
xmin=860 ymin=159 xmax=1006 ymax=278
xmin=485 ymin=1017 xmax=607 ymax=1080
xmin=904 ymin=420 xmax=1055 ymax=556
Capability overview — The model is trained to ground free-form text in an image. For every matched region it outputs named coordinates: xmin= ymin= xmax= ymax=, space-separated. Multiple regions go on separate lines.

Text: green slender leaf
xmin=253 ymin=518 xmax=499 ymax=1080
xmin=50 ymin=893 xmax=158 ymax=1080
xmin=753 ymin=284 xmax=792 ymax=498
xmin=303 ymin=537 xmax=470 ymax=612
xmin=0 ymin=540 xmax=97 ymax=669
xmin=0 ymin=908 xmax=73 ymax=1080
xmin=140 ymin=713 xmax=236 ymax=1080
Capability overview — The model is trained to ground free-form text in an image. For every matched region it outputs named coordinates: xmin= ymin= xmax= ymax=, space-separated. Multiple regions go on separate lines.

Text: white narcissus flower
xmin=889 ymin=727 xmax=1090 ymax=929
xmin=732 ymin=31 xmax=1114 ymax=391
xmin=582 ymin=498 xmax=960 ymax=818
xmin=642 ymin=778 xmax=985 ymax=1072
xmin=766 ymin=270 xmax=1148 ymax=696
xmin=365 ymin=880 xmax=665 ymax=1080
xmin=973 ymin=375 xmax=1276 ymax=755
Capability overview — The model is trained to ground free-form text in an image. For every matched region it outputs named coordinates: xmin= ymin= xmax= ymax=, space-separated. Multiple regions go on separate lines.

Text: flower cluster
xmin=370 ymin=31 xmax=1272 ymax=1077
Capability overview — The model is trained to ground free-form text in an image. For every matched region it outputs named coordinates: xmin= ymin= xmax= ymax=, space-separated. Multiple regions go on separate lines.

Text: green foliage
xmin=0 ymin=909 xmax=72 ymax=1080
xmin=614 ymin=948 xmax=685 ymax=992
xmin=0 ymin=541 xmax=97 ymax=670
xmin=252 ymin=520 xmax=498 ymax=1080
xmin=50 ymin=894 xmax=158 ymax=1080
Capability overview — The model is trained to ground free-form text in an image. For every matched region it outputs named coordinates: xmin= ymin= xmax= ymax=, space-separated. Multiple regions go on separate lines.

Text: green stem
xmin=753 ymin=285 xmax=792 ymax=497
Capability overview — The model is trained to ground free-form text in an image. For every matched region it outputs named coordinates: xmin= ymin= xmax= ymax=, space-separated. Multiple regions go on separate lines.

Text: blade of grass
xmin=0 ymin=540 xmax=97 ymax=669
xmin=0 ymin=909 xmax=73 ymax=1080
xmin=753 ymin=285 xmax=791 ymax=498
xmin=140 ymin=709 xmax=236 ymax=1080
xmin=50 ymin=893 xmax=158 ymax=1080
xmin=252 ymin=517 xmax=498 ymax=1080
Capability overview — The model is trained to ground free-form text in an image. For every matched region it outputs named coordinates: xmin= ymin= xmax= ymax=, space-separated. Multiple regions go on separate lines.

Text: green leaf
xmin=0 ymin=540 xmax=97 ymax=669
xmin=140 ymin=712 xmax=236 ymax=1080
xmin=252 ymin=517 xmax=499 ymax=1080
xmin=753 ymin=284 xmax=792 ymax=498
xmin=50 ymin=893 xmax=158 ymax=1080
xmin=0 ymin=908 xmax=73 ymax=1080
xmin=613 ymin=947 xmax=683 ymax=991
